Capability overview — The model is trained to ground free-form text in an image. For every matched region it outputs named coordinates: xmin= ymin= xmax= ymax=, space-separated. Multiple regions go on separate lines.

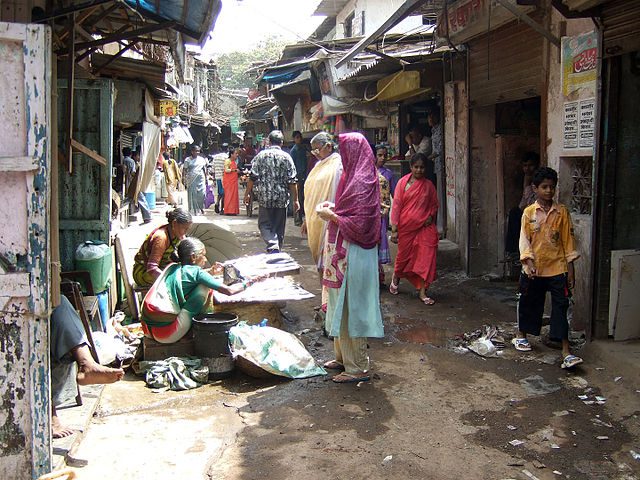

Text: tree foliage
xmin=215 ymin=36 xmax=287 ymax=90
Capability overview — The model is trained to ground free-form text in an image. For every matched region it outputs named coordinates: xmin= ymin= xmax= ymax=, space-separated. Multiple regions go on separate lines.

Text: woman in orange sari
xmin=223 ymin=148 xmax=240 ymax=215
xmin=389 ymin=153 xmax=439 ymax=305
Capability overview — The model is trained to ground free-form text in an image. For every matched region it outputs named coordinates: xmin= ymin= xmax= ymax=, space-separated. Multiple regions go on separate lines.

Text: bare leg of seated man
xmin=51 ymin=296 xmax=124 ymax=438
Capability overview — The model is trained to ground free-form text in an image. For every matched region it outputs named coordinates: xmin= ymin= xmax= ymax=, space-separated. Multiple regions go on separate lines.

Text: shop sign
xmin=255 ymin=134 xmax=264 ymax=142
xmin=439 ymin=0 xmax=534 ymax=44
xmin=561 ymin=31 xmax=598 ymax=97
xmin=230 ymin=117 xmax=240 ymax=133
xmin=158 ymin=100 xmax=178 ymax=117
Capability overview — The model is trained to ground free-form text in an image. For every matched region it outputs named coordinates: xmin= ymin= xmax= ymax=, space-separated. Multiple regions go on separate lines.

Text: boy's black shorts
xmin=518 ymin=273 xmax=570 ymax=341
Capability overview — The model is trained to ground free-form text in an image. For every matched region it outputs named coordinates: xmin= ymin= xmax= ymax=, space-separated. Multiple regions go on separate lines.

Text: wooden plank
xmin=0 ymin=156 xmax=39 ymax=171
xmin=24 ymin=22 xmax=53 ymax=477
xmin=71 ymin=138 xmax=107 ymax=166
xmin=66 ymin=13 xmax=75 ymax=174
xmin=0 ymin=273 xmax=31 ymax=297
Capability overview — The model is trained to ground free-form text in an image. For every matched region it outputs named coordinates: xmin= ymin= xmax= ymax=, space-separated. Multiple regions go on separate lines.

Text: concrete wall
xmin=443 ymin=80 xmax=470 ymax=270
xmin=334 ymin=0 xmax=423 ymax=39
xmin=546 ymin=14 xmax=596 ymax=332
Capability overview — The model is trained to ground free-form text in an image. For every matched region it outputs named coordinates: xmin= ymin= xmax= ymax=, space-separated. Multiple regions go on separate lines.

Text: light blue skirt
xmin=326 ymin=242 xmax=384 ymax=338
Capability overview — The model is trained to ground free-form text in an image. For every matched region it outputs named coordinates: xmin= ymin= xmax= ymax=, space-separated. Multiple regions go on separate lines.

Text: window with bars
xmin=570 ymin=157 xmax=593 ymax=215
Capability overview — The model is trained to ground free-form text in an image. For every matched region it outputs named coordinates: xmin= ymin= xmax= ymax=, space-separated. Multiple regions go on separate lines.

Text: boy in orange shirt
xmin=512 ymin=167 xmax=583 ymax=369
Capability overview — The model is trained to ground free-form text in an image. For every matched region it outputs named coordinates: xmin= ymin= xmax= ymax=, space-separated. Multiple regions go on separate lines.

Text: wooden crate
xmin=143 ymin=335 xmax=195 ymax=361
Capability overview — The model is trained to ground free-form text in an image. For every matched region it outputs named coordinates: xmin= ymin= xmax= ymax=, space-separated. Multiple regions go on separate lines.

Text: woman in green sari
xmin=141 ymin=237 xmax=261 ymax=344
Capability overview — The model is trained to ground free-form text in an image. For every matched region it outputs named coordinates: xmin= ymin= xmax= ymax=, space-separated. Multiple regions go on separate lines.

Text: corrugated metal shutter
xmin=602 ymin=0 xmax=640 ymax=57
xmin=468 ymin=18 xmax=544 ymax=107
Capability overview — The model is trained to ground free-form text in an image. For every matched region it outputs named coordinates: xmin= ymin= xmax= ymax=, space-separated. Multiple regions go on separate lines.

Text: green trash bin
xmin=74 ymin=241 xmax=112 ymax=293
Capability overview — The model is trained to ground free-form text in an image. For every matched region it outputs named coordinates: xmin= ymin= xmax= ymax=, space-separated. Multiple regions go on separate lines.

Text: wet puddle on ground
xmin=390 ymin=317 xmax=459 ymax=346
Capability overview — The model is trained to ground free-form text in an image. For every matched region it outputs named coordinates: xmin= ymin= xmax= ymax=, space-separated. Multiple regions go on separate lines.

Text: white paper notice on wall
xmin=563 ymin=99 xmax=595 ymax=150
xmin=563 ymin=102 xmax=579 ymax=149
xmin=579 ymin=99 xmax=596 ymax=149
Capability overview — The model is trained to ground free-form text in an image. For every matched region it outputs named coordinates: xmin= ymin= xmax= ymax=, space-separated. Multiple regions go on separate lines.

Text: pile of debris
xmin=452 ymin=325 xmax=507 ymax=357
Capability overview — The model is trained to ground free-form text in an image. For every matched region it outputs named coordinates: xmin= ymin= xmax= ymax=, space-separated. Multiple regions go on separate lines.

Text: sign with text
xmin=579 ymin=98 xmax=595 ymax=149
xmin=158 ymin=100 xmax=178 ymax=117
xmin=230 ymin=117 xmax=240 ymax=133
xmin=563 ymin=99 xmax=595 ymax=150
xmin=563 ymin=102 xmax=579 ymax=149
xmin=438 ymin=0 xmax=535 ymax=44
xmin=561 ymin=31 xmax=598 ymax=97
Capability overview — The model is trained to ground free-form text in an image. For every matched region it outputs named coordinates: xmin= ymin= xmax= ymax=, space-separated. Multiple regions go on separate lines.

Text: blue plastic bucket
xmin=97 ymin=291 xmax=109 ymax=331
xmin=144 ymin=191 xmax=156 ymax=210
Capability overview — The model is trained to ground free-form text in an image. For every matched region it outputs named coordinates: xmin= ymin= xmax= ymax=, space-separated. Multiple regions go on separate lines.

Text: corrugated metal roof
xmin=313 ymin=0 xmax=351 ymax=16
xmin=91 ymin=54 xmax=170 ymax=97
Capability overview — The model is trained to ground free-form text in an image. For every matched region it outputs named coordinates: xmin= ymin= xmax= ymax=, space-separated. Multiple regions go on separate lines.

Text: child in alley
xmin=512 ymin=166 xmax=583 ymax=369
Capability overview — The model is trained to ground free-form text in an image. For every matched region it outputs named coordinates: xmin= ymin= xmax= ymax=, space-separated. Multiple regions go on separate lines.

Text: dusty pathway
xmin=70 ymin=212 xmax=640 ymax=480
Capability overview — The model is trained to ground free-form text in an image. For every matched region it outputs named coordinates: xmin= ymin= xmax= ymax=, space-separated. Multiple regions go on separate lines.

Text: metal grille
xmin=570 ymin=157 xmax=593 ymax=215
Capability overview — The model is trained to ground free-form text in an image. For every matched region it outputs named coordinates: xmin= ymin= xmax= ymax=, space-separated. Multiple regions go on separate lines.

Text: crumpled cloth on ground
xmin=137 ymin=357 xmax=209 ymax=391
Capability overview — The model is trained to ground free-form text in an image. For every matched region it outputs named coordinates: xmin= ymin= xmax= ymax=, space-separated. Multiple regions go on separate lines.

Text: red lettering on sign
xmin=573 ymin=47 xmax=597 ymax=74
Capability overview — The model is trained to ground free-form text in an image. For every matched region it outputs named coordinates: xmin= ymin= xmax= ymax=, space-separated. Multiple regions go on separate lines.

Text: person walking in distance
xmin=244 ymin=130 xmax=299 ymax=253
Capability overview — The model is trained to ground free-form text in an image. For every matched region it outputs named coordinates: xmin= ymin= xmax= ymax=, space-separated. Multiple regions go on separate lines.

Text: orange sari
xmin=223 ymin=158 xmax=240 ymax=215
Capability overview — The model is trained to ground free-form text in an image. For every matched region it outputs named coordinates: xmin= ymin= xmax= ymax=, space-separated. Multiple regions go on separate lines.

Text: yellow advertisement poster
xmin=562 ymin=31 xmax=598 ymax=97
xmin=159 ymin=100 xmax=178 ymax=117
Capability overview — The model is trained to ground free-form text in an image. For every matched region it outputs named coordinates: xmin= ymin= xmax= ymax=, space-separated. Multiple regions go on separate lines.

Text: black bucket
xmin=192 ymin=312 xmax=238 ymax=379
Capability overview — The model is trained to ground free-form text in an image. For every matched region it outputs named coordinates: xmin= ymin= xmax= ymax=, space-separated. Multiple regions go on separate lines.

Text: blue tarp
xmin=124 ymin=0 xmax=221 ymax=45
xmin=261 ymin=66 xmax=308 ymax=85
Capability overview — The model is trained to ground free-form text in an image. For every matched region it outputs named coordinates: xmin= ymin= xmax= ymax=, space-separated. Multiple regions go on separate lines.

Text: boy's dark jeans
xmin=518 ymin=273 xmax=570 ymax=341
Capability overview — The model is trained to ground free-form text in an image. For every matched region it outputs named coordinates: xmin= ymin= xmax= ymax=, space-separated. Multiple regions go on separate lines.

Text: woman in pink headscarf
xmin=316 ymin=132 xmax=384 ymax=383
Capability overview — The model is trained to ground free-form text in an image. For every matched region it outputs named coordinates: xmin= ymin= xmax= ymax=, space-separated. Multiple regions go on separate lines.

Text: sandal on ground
xmin=420 ymin=296 xmax=435 ymax=305
xmin=511 ymin=337 xmax=532 ymax=352
xmin=332 ymin=372 xmax=370 ymax=384
xmin=561 ymin=354 xmax=583 ymax=369
xmin=323 ymin=360 xmax=345 ymax=370
xmin=389 ymin=279 xmax=399 ymax=295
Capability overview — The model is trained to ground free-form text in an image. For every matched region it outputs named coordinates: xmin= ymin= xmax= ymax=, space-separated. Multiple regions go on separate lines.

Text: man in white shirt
xmin=213 ymin=144 xmax=228 ymax=213
xmin=405 ymin=124 xmax=432 ymax=158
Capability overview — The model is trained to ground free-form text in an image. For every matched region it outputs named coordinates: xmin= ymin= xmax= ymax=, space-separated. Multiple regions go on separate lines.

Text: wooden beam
xmin=84 ymin=3 xmax=121 ymax=29
xmin=75 ymin=21 xmax=176 ymax=50
xmin=58 ymin=5 xmax=101 ymax=42
xmin=92 ymin=42 xmax=134 ymax=74
xmin=495 ymin=0 xmax=561 ymax=47
xmin=66 ymin=13 xmax=76 ymax=174
xmin=336 ymin=0 xmax=427 ymax=68
xmin=74 ymin=24 xmax=129 ymax=62
xmin=0 ymin=156 xmax=39 ymax=171
xmin=71 ymin=139 xmax=107 ymax=167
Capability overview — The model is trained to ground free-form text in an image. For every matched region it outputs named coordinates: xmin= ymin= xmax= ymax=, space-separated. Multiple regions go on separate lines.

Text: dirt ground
xmin=67 ymin=212 xmax=640 ymax=480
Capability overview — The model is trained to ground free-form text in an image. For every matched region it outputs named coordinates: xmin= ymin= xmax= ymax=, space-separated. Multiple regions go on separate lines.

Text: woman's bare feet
xmin=52 ymin=408 xmax=75 ymax=439
xmin=76 ymin=362 xmax=124 ymax=385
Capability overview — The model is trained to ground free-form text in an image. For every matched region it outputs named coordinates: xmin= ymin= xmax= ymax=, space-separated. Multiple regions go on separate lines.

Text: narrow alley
xmin=60 ymin=210 xmax=640 ymax=480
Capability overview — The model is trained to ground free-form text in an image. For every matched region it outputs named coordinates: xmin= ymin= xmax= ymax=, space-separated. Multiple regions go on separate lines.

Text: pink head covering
xmin=330 ymin=132 xmax=381 ymax=249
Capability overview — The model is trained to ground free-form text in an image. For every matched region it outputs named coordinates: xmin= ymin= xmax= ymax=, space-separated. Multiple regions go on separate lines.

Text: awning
xmin=91 ymin=53 xmax=170 ymax=97
xmin=123 ymin=0 xmax=222 ymax=47
xmin=258 ymin=50 xmax=329 ymax=85
xmin=167 ymin=125 xmax=194 ymax=147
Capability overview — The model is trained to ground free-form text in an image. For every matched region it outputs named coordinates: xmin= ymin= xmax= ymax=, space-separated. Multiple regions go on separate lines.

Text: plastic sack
xmin=229 ymin=321 xmax=326 ymax=379
xmin=75 ymin=241 xmax=110 ymax=261
xmin=92 ymin=331 xmax=127 ymax=366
